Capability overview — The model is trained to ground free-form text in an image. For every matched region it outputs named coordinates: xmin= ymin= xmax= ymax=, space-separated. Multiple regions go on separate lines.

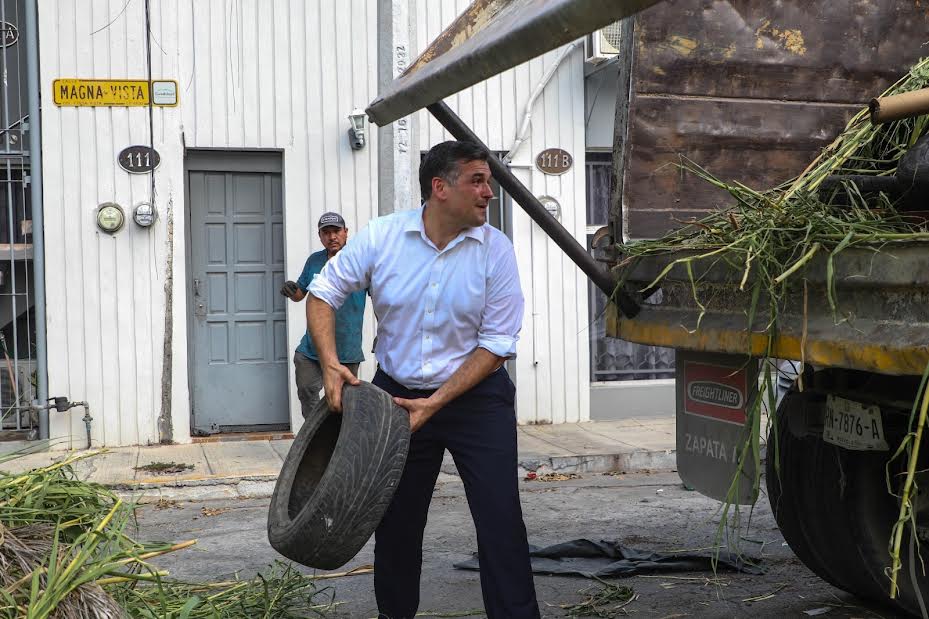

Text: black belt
xmin=375 ymin=368 xmax=438 ymax=397
xmin=376 ymin=365 xmax=506 ymax=396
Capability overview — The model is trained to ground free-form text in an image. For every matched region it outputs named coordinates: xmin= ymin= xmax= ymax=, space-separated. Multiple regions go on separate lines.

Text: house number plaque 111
xmin=118 ymin=145 xmax=161 ymax=174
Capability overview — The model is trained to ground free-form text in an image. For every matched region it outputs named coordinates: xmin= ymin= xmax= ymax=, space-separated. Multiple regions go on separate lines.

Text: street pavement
xmin=0 ymin=417 xmax=677 ymax=502
xmin=0 ymin=416 xmax=892 ymax=617
xmin=134 ymin=471 xmax=886 ymax=618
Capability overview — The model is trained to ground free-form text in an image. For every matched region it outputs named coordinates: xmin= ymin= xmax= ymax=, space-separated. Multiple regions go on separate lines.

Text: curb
xmin=516 ymin=449 xmax=677 ymax=478
xmin=114 ymin=475 xmax=279 ymax=503
xmin=117 ymin=450 xmax=678 ymax=503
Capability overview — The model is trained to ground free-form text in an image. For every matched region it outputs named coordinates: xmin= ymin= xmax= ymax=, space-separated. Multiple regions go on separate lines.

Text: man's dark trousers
xmin=372 ymin=368 xmax=540 ymax=619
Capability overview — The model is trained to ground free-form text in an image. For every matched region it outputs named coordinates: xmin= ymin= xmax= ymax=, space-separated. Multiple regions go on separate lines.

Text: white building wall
xmin=40 ymin=0 xmax=379 ymax=447
xmin=413 ymin=0 xmax=591 ymax=424
xmin=39 ymin=0 xmax=592 ymax=447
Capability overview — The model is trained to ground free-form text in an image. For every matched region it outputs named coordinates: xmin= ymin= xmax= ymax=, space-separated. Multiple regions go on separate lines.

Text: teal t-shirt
xmin=295 ymin=250 xmax=366 ymax=364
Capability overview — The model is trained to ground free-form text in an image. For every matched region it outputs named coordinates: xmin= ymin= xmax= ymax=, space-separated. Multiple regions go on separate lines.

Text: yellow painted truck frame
xmin=608 ymin=245 xmax=929 ymax=376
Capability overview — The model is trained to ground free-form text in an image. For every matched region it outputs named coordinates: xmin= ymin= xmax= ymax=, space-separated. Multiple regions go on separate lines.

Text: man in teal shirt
xmin=280 ymin=212 xmax=366 ymax=417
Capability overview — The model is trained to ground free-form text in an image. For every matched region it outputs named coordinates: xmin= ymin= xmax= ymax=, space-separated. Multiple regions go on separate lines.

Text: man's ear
xmin=431 ymin=176 xmax=446 ymax=199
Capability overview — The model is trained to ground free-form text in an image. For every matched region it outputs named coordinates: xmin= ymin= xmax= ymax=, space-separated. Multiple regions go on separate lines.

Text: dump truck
xmin=366 ymin=0 xmax=929 ymax=615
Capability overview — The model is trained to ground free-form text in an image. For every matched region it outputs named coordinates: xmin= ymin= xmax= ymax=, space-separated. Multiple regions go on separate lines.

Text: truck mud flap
xmin=676 ymin=350 xmax=760 ymax=505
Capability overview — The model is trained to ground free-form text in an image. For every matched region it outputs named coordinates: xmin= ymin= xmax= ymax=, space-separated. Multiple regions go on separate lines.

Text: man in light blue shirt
xmin=308 ymin=141 xmax=539 ymax=618
xmin=280 ymin=212 xmax=366 ymax=418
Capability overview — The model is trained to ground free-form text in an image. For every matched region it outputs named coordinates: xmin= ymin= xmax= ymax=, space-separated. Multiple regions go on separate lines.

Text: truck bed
xmin=608 ymin=244 xmax=929 ymax=376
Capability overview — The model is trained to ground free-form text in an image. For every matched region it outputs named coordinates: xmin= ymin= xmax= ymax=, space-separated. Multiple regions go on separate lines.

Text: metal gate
xmin=0 ymin=0 xmax=37 ymax=438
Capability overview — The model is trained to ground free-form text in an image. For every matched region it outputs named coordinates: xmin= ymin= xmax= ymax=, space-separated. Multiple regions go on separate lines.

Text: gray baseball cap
xmin=318 ymin=212 xmax=346 ymax=230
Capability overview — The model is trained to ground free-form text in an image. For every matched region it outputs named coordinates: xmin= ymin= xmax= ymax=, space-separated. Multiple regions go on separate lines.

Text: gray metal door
xmin=186 ymin=151 xmax=288 ymax=433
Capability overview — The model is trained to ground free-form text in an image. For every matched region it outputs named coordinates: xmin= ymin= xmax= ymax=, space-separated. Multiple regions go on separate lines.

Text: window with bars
xmin=586 ymin=151 xmax=674 ymax=381
xmin=0 ymin=0 xmax=37 ymax=434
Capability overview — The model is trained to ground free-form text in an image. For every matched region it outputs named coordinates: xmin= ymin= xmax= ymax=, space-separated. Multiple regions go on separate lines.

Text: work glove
xmin=280 ymin=280 xmax=301 ymax=299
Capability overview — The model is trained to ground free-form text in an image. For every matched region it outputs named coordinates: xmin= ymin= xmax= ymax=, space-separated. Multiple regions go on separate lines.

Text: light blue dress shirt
xmin=308 ymin=206 xmax=524 ymax=390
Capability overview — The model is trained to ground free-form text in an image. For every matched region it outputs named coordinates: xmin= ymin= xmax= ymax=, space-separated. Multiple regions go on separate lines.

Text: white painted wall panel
xmin=41 ymin=0 xmax=379 ymax=447
xmin=39 ymin=0 xmax=588 ymax=446
xmin=412 ymin=0 xmax=591 ymax=424
xmin=41 ymin=0 xmax=176 ymax=448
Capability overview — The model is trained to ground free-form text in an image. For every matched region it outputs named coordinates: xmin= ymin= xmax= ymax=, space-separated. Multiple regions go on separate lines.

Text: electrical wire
xmin=144 ymin=0 xmax=155 ymax=209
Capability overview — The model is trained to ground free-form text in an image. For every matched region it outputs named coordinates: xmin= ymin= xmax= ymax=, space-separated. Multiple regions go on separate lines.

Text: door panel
xmin=188 ymin=156 xmax=288 ymax=433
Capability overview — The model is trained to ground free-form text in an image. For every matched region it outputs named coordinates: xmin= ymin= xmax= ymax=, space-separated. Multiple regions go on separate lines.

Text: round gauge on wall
xmin=96 ymin=202 xmax=125 ymax=234
xmin=133 ymin=202 xmax=157 ymax=227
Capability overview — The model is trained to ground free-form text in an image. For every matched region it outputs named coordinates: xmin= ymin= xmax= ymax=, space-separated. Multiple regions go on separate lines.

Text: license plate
xmin=823 ymin=395 xmax=889 ymax=451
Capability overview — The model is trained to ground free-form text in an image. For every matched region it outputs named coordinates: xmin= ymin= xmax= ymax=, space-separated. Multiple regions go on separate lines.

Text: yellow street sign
xmin=53 ymin=79 xmax=179 ymax=107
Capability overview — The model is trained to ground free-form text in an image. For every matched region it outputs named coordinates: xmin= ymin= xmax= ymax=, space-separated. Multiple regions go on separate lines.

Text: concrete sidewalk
xmin=0 ymin=416 xmax=676 ymax=502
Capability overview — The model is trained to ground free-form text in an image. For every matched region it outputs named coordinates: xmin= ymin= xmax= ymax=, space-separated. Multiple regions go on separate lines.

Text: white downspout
xmin=503 ymin=42 xmax=578 ymax=164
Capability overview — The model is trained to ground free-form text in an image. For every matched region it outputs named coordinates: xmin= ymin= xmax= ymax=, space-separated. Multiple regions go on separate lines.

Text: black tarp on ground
xmin=454 ymin=539 xmax=764 ymax=578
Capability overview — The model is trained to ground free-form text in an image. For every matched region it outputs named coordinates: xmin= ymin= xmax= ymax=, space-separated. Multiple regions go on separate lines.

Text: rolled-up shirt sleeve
xmin=478 ymin=237 xmax=524 ymax=358
xmin=308 ymin=224 xmax=373 ymax=310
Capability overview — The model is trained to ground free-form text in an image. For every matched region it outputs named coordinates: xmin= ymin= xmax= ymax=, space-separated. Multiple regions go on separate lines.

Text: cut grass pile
xmin=0 ymin=451 xmax=333 ymax=618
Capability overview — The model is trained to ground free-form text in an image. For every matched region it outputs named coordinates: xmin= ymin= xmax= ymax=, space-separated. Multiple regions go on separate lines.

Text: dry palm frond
xmin=46 ymin=583 xmax=125 ymax=619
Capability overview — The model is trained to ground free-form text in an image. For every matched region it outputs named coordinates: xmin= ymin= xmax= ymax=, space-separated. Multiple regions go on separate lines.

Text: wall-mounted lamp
xmin=348 ymin=109 xmax=366 ymax=150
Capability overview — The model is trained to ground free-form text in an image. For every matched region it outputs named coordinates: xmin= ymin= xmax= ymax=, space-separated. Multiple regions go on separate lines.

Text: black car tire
xmin=267 ymin=381 xmax=410 ymax=569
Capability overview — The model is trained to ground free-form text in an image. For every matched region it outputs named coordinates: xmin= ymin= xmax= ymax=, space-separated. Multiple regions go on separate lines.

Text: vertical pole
xmin=377 ymin=0 xmax=416 ymax=214
xmin=610 ymin=17 xmax=636 ymax=244
xmin=24 ymin=0 xmax=48 ymax=439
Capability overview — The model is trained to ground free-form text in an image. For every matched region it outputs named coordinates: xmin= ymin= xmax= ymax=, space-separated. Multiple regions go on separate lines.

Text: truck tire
xmin=770 ymin=373 xmax=928 ymax=617
xmin=767 ymin=388 xmax=887 ymax=602
xmin=267 ymin=381 xmax=410 ymax=570
xmin=838 ymin=373 xmax=929 ymax=617
xmin=795 ymin=425 xmax=890 ymax=603
xmin=766 ymin=391 xmax=845 ymax=590
xmin=844 ymin=442 xmax=929 ymax=617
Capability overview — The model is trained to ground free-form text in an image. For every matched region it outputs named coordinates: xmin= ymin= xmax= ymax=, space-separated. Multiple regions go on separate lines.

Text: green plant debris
xmin=618 ymin=55 xmax=929 ymax=292
xmin=112 ymin=563 xmax=336 ymax=619
xmin=613 ymin=55 xmax=929 ymax=595
xmin=0 ymin=451 xmax=334 ymax=618
xmin=559 ymin=578 xmax=636 ymax=618
xmin=886 ymin=362 xmax=929 ymax=598
xmin=742 ymin=582 xmax=788 ymax=602
xmin=134 ymin=461 xmax=195 ymax=475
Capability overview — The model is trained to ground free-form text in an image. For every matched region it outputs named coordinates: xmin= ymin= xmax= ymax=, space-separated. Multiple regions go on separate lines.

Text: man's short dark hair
xmin=419 ymin=140 xmax=490 ymax=200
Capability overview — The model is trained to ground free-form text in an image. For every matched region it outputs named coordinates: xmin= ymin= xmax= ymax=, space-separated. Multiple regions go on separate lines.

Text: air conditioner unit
xmin=585 ymin=21 xmax=622 ymax=64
